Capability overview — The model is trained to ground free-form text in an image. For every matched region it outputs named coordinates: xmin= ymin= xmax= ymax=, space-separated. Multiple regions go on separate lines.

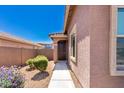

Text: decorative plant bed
xmin=20 ymin=61 xmax=55 ymax=88
xmin=0 ymin=65 xmax=25 ymax=88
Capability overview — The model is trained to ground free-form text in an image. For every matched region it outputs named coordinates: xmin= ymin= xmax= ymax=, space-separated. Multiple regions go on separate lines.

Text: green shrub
xmin=33 ymin=55 xmax=48 ymax=72
xmin=26 ymin=58 xmax=35 ymax=69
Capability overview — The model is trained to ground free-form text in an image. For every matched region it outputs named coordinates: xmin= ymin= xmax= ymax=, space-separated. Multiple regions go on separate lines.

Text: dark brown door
xmin=58 ymin=41 xmax=66 ymax=60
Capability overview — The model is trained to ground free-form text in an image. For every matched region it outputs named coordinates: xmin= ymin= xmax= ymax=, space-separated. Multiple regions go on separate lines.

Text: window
xmin=110 ymin=6 xmax=124 ymax=76
xmin=71 ymin=33 xmax=76 ymax=57
xmin=70 ymin=24 xmax=77 ymax=63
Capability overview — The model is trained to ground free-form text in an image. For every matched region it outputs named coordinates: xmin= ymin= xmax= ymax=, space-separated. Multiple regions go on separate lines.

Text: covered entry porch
xmin=49 ymin=33 xmax=68 ymax=63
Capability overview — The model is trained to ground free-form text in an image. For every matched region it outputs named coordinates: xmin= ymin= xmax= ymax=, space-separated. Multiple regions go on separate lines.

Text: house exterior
xmin=50 ymin=5 xmax=124 ymax=88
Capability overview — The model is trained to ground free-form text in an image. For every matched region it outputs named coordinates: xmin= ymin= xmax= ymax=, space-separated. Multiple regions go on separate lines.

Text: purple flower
xmin=0 ymin=65 xmax=25 ymax=88
xmin=0 ymin=73 xmax=4 ymax=78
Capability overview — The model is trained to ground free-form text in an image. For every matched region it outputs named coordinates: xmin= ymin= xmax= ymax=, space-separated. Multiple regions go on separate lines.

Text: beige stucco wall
xmin=0 ymin=46 xmax=37 ymax=66
xmin=90 ymin=5 xmax=124 ymax=88
xmin=21 ymin=48 xmax=37 ymax=64
xmin=0 ymin=46 xmax=53 ymax=66
xmin=0 ymin=38 xmax=41 ymax=49
xmin=67 ymin=6 xmax=90 ymax=88
xmin=67 ymin=5 xmax=124 ymax=88
xmin=0 ymin=36 xmax=53 ymax=66
xmin=37 ymin=48 xmax=53 ymax=60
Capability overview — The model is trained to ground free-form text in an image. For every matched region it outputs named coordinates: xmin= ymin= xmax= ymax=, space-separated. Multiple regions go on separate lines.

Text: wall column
xmin=53 ymin=40 xmax=58 ymax=63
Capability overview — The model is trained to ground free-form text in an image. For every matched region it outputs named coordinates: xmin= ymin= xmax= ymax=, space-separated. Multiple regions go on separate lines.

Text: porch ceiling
xmin=49 ymin=33 xmax=68 ymax=41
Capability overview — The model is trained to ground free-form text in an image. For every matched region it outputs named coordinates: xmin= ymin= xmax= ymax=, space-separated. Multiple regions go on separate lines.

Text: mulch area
xmin=20 ymin=61 xmax=55 ymax=88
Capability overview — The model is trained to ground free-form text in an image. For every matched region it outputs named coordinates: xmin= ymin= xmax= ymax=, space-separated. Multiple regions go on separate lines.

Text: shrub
xmin=33 ymin=55 xmax=48 ymax=72
xmin=26 ymin=58 xmax=35 ymax=69
xmin=0 ymin=66 xmax=25 ymax=88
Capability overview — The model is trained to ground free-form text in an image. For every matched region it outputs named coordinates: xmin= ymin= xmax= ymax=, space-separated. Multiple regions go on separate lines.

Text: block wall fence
xmin=0 ymin=46 xmax=53 ymax=66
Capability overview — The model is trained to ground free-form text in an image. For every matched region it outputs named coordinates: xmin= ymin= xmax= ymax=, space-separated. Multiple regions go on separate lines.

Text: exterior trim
xmin=69 ymin=24 xmax=77 ymax=64
xmin=110 ymin=5 xmax=124 ymax=76
xmin=64 ymin=5 xmax=70 ymax=34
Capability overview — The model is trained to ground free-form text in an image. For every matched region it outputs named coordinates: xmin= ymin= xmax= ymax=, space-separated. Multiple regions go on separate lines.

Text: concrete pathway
xmin=48 ymin=61 xmax=75 ymax=88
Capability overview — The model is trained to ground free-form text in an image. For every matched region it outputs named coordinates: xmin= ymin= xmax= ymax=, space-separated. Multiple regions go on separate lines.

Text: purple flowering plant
xmin=0 ymin=65 xmax=25 ymax=88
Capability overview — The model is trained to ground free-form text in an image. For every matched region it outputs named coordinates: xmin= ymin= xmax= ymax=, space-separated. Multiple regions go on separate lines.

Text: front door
xmin=58 ymin=40 xmax=66 ymax=60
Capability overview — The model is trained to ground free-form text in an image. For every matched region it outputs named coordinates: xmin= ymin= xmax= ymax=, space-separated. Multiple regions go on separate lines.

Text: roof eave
xmin=63 ymin=5 xmax=70 ymax=34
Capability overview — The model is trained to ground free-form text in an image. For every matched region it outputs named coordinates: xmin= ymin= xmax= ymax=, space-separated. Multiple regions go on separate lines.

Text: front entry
xmin=58 ymin=40 xmax=67 ymax=60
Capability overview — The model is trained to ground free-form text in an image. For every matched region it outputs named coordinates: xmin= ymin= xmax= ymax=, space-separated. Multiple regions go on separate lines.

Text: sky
xmin=0 ymin=5 xmax=65 ymax=43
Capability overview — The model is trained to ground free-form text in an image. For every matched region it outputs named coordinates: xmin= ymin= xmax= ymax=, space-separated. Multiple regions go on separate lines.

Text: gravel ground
xmin=20 ymin=61 xmax=55 ymax=88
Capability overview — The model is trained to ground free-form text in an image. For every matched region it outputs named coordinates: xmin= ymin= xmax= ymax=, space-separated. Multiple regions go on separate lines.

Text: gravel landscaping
xmin=20 ymin=61 xmax=55 ymax=88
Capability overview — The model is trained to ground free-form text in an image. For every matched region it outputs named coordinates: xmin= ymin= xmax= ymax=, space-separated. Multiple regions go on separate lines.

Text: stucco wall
xmin=0 ymin=47 xmax=53 ymax=66
xmin=37 ymin=48 xmax=53 ymax=60
xmin=90 ymin=6 xmax=124 ymax=88
xmin=0 ymin=36 xmax=53 ymax=66
xmin=67 ymin=5 xmax=124 ymax=88
xmin=21 ymin=48 xmax=37 ymax=64
xmin=67 ymin=6 xmax=90 ymax=88
xmin=0 ymin=38 xmax=41 ymax=49
xmin=0 ymin=46 xmax=37 ymax=66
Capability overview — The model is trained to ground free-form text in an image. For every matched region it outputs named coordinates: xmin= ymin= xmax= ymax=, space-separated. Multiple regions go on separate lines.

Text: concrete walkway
xmin=48 ymin=61 xmax=75 ymax=88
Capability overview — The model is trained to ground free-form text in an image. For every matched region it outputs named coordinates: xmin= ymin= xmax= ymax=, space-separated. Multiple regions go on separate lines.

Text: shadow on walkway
xmin=54 ymin=61 xmax=68 ymax=70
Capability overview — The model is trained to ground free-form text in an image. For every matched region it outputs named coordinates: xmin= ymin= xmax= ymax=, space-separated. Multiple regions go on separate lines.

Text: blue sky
xmin=0 ymin=5 xmax=65 ymax=43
